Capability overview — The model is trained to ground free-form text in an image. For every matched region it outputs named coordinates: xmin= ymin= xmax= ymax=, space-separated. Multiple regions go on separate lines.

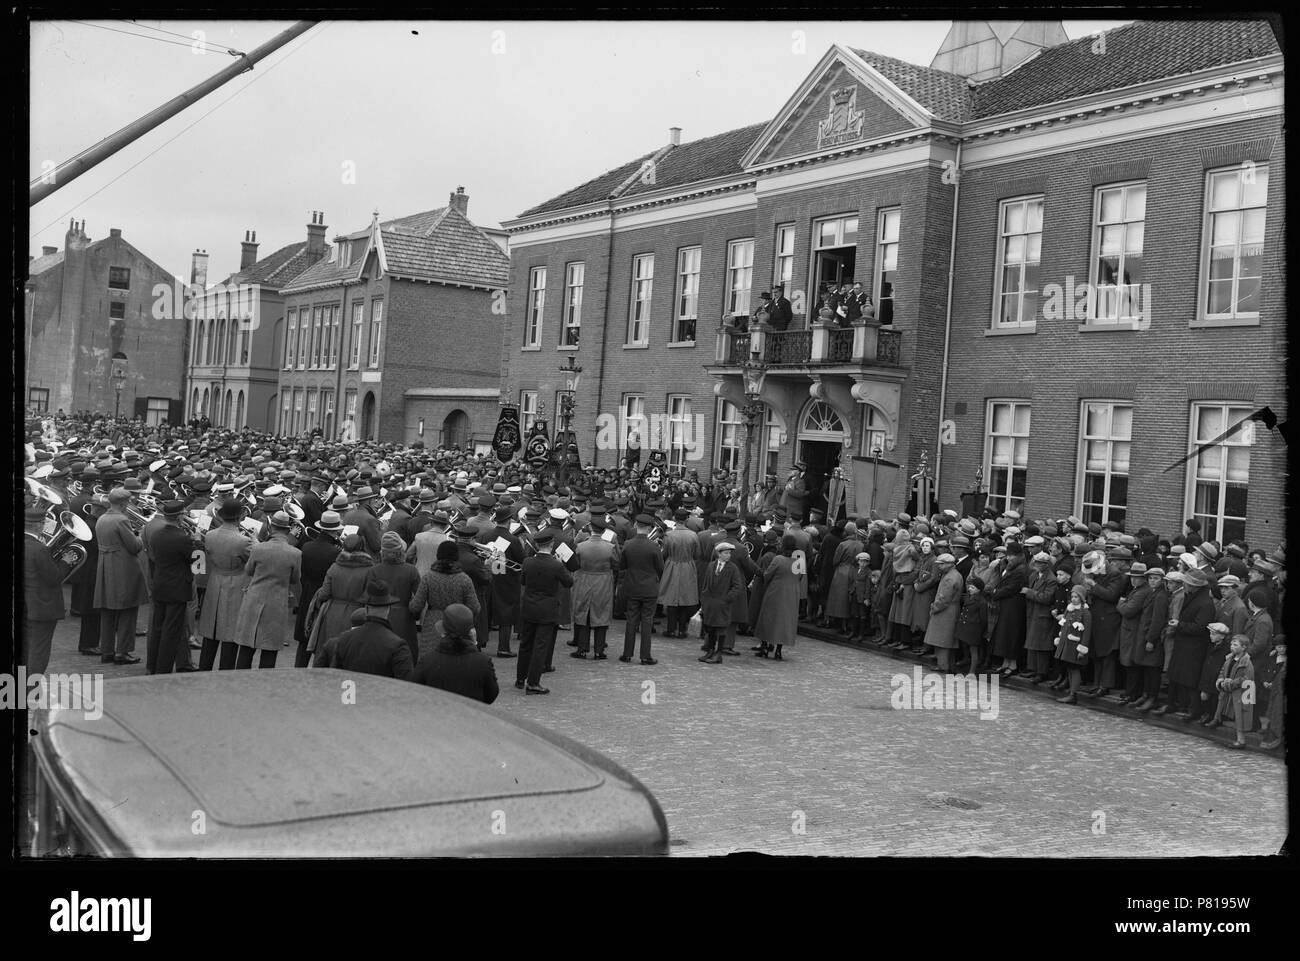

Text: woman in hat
xmin=1158 ymin=567 xmax=1216 ymax=718
xmin=294 ymin=510 xmax=343 ymax=666
xmin=886 ymin=530 xmax=919 ymax=650
xmin=409 ymin=540 xmax=481 ymax=665
xmin=411 ymin=603 xmax=499 ymax=703
xmin=197 ymin=499 xmax=252 ymax=670
xmin=377 ymin=530 xmax=421 ymax=664
xmin=908 ymin=535 xmax=939 ymax=646
xmin=305 ymin=532 xmax=380 ymax=664
xmin=824 ymin=522 xmax=864 ymax=635
xmin=754 ymin=534 xmax=799 ymax=660
xmin=233 ymin=511 xmax=301 ymax=669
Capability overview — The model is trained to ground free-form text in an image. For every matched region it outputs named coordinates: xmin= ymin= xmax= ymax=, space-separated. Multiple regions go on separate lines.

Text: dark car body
xmin=26 ymin=669 xmax=668 ymax=857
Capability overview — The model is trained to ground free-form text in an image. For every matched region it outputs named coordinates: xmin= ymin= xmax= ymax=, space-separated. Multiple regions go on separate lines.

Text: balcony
xmin=714 ymin=319 xmax=902 ymax=369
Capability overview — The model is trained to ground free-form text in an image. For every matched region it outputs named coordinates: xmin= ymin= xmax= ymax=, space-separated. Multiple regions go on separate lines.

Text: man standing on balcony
xmin=770 ymin=284 xmax=793 ymax=331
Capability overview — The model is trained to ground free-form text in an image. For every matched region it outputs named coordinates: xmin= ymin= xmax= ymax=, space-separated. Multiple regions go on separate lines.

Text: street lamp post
xmin=738 ymin=359 xmax=768 ymax=511
xmin=870 ymin=443 xmax=883 ymax=518
xmin=111 ymin=352 xmax=128 ymax=420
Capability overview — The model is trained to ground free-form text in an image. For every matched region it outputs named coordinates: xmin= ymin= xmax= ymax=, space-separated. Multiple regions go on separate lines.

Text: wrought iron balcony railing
xmin=717 ymin=320 xmax=902 ymax=367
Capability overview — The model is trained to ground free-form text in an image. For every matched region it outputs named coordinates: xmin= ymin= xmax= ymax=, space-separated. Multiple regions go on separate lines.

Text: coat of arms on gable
xmin=817 ymin=85 xmax=865 ymax=149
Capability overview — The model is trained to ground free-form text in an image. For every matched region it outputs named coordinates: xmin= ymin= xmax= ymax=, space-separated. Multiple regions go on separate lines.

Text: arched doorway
xmin=235 ymin=390 xmax=245 ymax=429
xmin=797 ymin=399 xmax=850 ymax=520
xmin=361 ymin=391 xmax=376 ymax=440
xmin=441 ymin=409 xmax=470 ymax=449
xmin=201 ymin=387 xmax=210 ymax=418
xmin=223 ymin=389 xmax=233 ymax=427
xmin=191 ymin=387 xmax=200 ymax=421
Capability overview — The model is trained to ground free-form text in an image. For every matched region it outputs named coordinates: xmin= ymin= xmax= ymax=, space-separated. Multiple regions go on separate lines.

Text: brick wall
xmin=26 ymin=233 xmax=184 ymax=416
xmin=939 ymin=115 xmax=1286 ymax=546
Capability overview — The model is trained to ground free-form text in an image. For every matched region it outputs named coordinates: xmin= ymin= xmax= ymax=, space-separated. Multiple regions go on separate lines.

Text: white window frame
xmin=1185 ymin=403 xmax=1253 ymax=543
xmin=296 ymin=308 xmax=309 ymax=369
xmin=1088 ymin=182 xmax=1147 ymax=324
xmin=983 ymin=400 xmax=1031 ymax=514
xmin=715 ymin=400 xmax=743 ymax=473
xmin=519 ymin=390 xmax=538 ymax=434
xmin=368 ymin=300 xmax=383 ymax=368
xmin=29 ymin=387 xmax=50 ymax=413
xmin=628 ymin=254 xmax=654 ymax=346
xmin=621 ymin=394 xmax=646 ymax=458
xmin=674 ymin=246 xmax=701 ymax=343
xmin=874 ymin=208 xmax=900 ymax=325
xmin=344 ymin=389 xmax=357 ymax=423
xmin=312 ymin=307 xmax=325 ymax=368
xmin=145 ymin=397 xmax=169 ymax=427
xmin=813 ymin=214 xmax=859 ymax=251
xmin=774 ymin=224 xmax=795 ymax=291
xmin=992 ymin=195 xmax=1044 ymax=330
xmin=725 ymin=239 xmax=754 ymax=318
xmin=859 ymin=404 xmax=888 ymax=458
xmin=293 ymin=388 xmax=304 ymax=434
xmin=764 ymin=407 xmax=785 ymax=479
xmin=667 ymin=394 xmax=692 ymax=472
xmin=350 ymin=302 xmax=364 ymax=369
xmin=1200 ymin=164 xmax=1268 ymax=321
xmin=306 ymin=389 xmax=318 ymax=429
xmin=525 ymin=267 xmax=546 ymax=347
xmin=1076 ymin=401 xmax=1133 ymax=526
xmin=281 ymin=394 xmax=292 ymax=434
xmin=284 ymin=311 xmax=296 ymax=369
xmin=561 ymin=262 xmax=583 ymax=347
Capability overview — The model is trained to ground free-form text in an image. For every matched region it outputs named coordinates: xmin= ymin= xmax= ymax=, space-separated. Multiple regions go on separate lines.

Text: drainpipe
xmin=933 ymin=139 xmax=962 ymax=505
xmin=592 ymin=200 xmax=616 ymax=467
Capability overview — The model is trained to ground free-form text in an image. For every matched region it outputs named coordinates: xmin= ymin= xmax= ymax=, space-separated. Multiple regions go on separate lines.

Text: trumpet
xmin=473 ymin=542 xmax=523 ymax=573
xmin=121 ymin=499 xmax=159 ymax=533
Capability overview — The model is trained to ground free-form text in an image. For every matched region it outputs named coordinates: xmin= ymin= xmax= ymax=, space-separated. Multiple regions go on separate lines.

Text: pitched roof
xmin=282 ymin=206 xmax=510 ymax=292
xmin=850 ymin=49 xmax=975 ymax=122
xmin=28 ymin=250 xmax=66 ymax=276
xmin=520 ymin=121 xmax=767 ymax=218
xmin=382 ymin=206 xmax=509 ymax=288
xmin=968 ymin=19 xmax=1280 ymax=119
xmin=221 ymin=241 xmax=317 ymax=289
xmin=516 ymin=21 xmax=1278 ymax=220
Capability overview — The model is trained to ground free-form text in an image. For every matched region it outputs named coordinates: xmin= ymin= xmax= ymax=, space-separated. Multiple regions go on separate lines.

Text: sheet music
xmin=601 ymin=528 xmax=616 ymax=543
xmin=555 ymin=542 xmax=574 ymax=562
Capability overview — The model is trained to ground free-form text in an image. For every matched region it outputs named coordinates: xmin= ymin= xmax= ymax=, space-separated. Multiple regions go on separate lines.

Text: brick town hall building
xmin=501 ymin=19 xmax=1285 ymax=547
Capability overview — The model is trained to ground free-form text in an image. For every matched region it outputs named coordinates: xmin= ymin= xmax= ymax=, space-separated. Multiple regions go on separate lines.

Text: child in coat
xmin=1211 ymin=635 xmax=1255 ymax=748
xmin=954 ymin=575 xmax=988 ymax=673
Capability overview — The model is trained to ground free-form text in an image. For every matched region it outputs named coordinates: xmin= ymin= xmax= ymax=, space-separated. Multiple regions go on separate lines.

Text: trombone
xmin=473 ymin=542 xmax=523 ymax=573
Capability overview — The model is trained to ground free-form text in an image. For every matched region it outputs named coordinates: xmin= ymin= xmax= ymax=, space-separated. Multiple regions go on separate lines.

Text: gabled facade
xmin=277 ymin=189 xmax=510 ymax=446
xmin=26 ymin=221 xmax=184 ymax=422
xmin=185 ymin=223 xmax=324 ymax=431
xmin=502 ymin=20 xmax=1285 ymax=547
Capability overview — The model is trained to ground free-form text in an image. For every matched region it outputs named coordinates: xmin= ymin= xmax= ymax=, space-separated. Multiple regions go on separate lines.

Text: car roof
xmin=39 ymin=670 xmax=667 ymax=856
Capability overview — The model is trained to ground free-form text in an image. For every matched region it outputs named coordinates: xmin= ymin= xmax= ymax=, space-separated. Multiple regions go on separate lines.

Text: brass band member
xmin=94 ymin=487 xmax=147 ymax=665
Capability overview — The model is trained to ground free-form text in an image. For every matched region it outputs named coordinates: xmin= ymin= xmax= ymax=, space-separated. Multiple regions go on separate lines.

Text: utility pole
xmin=30 ymin=21 xmax=317 ymax=205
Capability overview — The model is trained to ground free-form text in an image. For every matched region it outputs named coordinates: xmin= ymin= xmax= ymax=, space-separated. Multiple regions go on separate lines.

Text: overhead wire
xmin=125 ymin=19 xmax=244 ymax=56
xmin=30 ymin=22 xmax=326 ymax=239
xmin=64 ymin=19 xmax=232 ymax=55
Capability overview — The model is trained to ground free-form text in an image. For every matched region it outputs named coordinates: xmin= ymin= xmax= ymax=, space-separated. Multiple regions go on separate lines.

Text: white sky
xmin=29 ymin=19 xmax=1129 ymax=283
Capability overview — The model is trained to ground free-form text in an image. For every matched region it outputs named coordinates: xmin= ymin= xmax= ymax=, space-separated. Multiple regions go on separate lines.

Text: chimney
xmin=66 ymin=219 xmax=90 ymax=251
xmin=448 ymin=187 xmax=469 ymax=216
xmin=240 ymin=229 xmax=259 ymax=270
xmin=42 ymin=245 xmax=57 ymax=256
xmin=669 ymin=126 xmax=681 ymax=146
xmin=191 ymin=249 xmax=209 ymax=289
xmin=306 ymin=211 xmax=327 ymax=257
xmin=109 ymin=227 xmax=122 ymax=238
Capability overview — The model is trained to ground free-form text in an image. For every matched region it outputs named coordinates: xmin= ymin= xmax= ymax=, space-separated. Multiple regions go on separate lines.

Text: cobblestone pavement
xmin=40 ymin=601 xmax=1287 ymax=858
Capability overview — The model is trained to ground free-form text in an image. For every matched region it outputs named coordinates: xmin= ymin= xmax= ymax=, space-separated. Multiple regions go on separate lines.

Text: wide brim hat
xmin=315 ymin=511 xmax=344 ymax=532
xmin=1182 ymin=568 xmax=1209 ymax=587
xmin=1195 ymin=542 xmax=1221 ymax=561
xmin=268 ymin=510 xmax=295 ymax=529
xmin=353 ymin=486 xmax=379 ymax=501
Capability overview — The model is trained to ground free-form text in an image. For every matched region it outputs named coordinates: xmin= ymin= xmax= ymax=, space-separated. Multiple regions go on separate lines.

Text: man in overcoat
xmin=318 ymin=578 xmax=414 ymax=679
xmin=23 ymin=505 xmax=65 ymax=674
xmin=621 ymin=515 xmax=663 ymax=664
xmin=147 ymin=500 xmax=196 ymax=674
xmin=233 ymin=511 xmax=301 ymax=670
xmin=516 ymin=530 xmax=575 ymax=693
xmin=95 ymin=487 xmax=148 ymax=664
xmin=698 ymin=542 xmax=745 ymax=663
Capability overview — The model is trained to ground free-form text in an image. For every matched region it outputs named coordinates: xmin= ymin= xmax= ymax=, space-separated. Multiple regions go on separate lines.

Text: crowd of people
xmin=21 ymin=411 xmax=1287 ymax=748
